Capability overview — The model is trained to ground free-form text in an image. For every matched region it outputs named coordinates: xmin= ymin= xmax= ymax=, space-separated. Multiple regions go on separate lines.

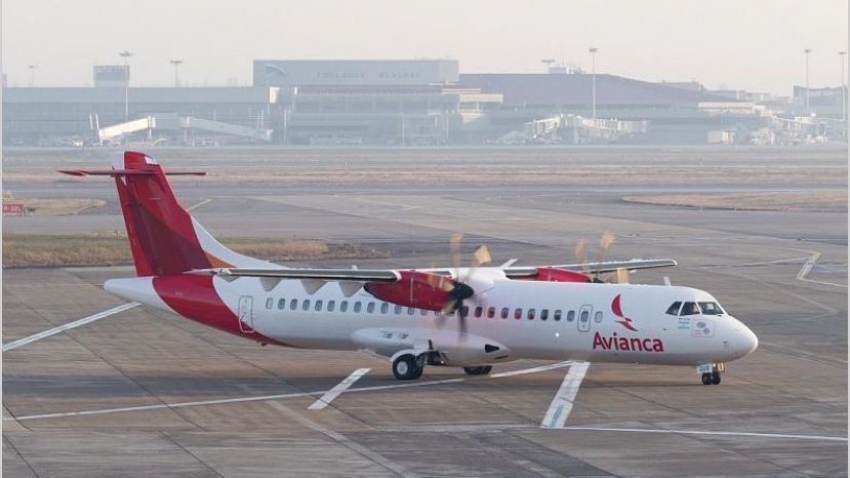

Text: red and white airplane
xmin=62 ymin=151 xmax=758 ymax=385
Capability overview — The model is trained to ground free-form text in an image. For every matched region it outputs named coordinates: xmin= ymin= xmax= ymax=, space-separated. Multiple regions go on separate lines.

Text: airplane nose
xmin=730 ymin=318 xmax=758 ymax=357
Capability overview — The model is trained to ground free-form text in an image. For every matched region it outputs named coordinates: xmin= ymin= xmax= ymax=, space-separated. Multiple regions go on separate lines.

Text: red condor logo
xmin=592 ymin=294 xmax=665 ymax=353
xmin=611 ymin=294 xmax=638 ymax=331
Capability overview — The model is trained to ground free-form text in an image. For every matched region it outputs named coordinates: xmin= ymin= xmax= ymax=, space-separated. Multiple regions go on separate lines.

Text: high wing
xmin=194 ymin=258 xmax=677 ymax=282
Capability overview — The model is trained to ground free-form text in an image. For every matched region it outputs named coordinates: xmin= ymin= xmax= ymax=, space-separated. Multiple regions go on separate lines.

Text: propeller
xmin=437 ymin=233 xmax=491 ymax=335
xmin=574 ymin=232 xmax=620 ymax=283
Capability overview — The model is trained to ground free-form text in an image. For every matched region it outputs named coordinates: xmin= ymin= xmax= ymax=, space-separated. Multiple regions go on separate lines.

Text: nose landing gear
xmin=698 ymin=363 xmax=724 ymax=385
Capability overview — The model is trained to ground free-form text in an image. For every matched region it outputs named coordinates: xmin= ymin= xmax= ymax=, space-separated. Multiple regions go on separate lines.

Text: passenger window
xmin=354 ymin=301 xmax=362 ymax=313
xmin=460 ymin=306 xmax=469 ymax=317
xmin=666 ymin=301 xmax=682 ymax=316
xmin=328 ymin=300 xmax=335 ymax=312
xmin=554 ymin=310 xmax=562 ymax=321
xmin=680 ymin=302 xmax=700 ymax=316
xmin=540 ymin=309 xmax=548 ymax=321
xmin=528 ymin=309 xmax=535 ymax=320
xmin=290 ymin=299 xmax=298 ymax=311
xmin=474 ymin=306 xmax=483 ymax=318
xmin=594 ymin=311 xmax=603 ymax=323
xmin=266 ymin=298 xmax=273 ymax=309
xmin=699 ymin=302 xmax=723 ymax=315
xmin=302 ymin=300 xmax=311 ymax=311
xmin=367 ymin=302 xmax=376 ymax=313
xmin=501 ymin=308 xmax=509 ymax=319
xmin=487 ymin=307 xmax=496 ymax=319
xmin=514 ymin=308 xmax=523 ymax=320
xmin=278 ymin=298 xmax=286 ymax=310
xmin=566 ymin=310 xmax=575 ymax=322
xmin=380 ymin=303 xmax=389 ymax=314
xmin=395 ymin=305 xmax=403 ymax=315
xmin=580 ymin=310 xmax=589 ymax=323
xmin=420 ymin=309 xmax=428 ymax=316
xmin=340 ymin=301 xmax=348 ymax=313
xmin=407 ymin=307 xmax=415 ymax=315
xmin=315 ymin=300 xmax=323 ymax=311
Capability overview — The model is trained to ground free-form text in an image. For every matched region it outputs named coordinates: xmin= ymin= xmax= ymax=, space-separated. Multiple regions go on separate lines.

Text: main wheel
xmin=392 ymin=354 xmax=421 ymax=381
xmin=463 ymin=366 xmax=492 ymax=376
xmin=711 ymin=371 xmax=721 ymax=385
xmin=701 ymin=373 xmax=712 ymax=385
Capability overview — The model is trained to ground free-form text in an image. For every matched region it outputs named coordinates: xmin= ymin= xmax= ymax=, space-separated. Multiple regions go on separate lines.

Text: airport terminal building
xmin=2 ymin=58 xmax=789 ymax=146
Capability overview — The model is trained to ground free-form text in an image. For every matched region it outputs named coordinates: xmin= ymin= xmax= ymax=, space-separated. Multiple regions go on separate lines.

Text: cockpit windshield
xmin=698 ymin=302 xmax=724 ymax=315
xmin=666 ymin=300 xmax=726 ymax=316
xmin=680 ymin=302 xmax=700 ymax=316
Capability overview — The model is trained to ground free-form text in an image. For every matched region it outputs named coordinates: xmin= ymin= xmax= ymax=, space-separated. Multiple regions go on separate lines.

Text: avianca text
xmin=592 ymin=332 xmax=664 ymax=352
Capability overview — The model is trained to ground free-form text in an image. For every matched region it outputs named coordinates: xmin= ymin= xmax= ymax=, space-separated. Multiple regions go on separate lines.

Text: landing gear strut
xmin=699 ymin=363 xmax=724 ymax=385
xmin=392 ymin=353 xmax=425 ymax=380
xmin=462 ymin=365 xmax=493 ymax=376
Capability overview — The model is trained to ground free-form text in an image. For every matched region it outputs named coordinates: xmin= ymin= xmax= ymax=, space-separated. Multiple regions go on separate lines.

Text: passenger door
xmin=238 ymin=296 xmax=255 ymax=333
xmin=577 ymin=304 xmax=593 ymax=333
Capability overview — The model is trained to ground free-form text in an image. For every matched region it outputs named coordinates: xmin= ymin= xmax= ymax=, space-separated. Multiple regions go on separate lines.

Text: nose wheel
xmin=698 ymin=363 xmax=724 ymax=385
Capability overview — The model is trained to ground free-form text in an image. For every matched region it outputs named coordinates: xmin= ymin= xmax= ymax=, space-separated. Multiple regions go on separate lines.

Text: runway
xmin=3 ymin=146 xmax=847 ymax=477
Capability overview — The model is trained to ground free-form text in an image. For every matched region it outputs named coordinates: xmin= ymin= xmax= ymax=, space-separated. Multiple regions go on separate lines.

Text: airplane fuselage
xmin=106 ymin=270 xmax=758 ymax=368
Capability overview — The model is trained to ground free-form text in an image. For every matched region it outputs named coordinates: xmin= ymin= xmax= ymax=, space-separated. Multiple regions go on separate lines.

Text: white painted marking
xmin=797 ymin=252 xmax=847 ymax=288
xmin=490 ymin=361 xmax=574 ymax=378
xmin=4 ymin=361 xmax=580 ymax=423
xmin=5 ymin=377 xmax=465 ymax=422
xmin=559 ymin=426 xmax=849 ymax=442
xmin=186 ymin=198 xmax=212 ymax=211
xmin=267 ymin=401 xmax=415 ymax=477
xmin=308 ymin=368 xmax=370 ymax=410
xmin=540 ymin=361 xmax=590 ymax=429
xmin=2 ymin=302 xmax=140 ymax=352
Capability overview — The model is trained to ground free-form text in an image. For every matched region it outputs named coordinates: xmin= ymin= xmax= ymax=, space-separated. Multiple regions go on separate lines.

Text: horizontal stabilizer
xmin=59 ymin=169 xmax=205 ymax=177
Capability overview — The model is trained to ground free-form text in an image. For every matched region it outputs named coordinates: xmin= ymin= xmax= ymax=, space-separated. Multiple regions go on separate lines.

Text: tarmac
xmin=3 ymin=146 xmax=847 ymax=477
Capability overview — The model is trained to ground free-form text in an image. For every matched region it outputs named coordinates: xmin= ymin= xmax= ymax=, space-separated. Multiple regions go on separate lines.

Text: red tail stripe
xmin=153 ymin=275 xmax=291 ymax=347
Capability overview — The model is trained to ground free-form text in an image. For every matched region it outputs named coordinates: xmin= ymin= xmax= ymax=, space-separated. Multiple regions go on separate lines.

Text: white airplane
xmin=62 ymin=151 xmax=758 ymax=385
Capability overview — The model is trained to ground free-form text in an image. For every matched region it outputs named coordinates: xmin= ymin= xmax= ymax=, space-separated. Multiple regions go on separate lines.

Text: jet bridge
xmin=95 ymin=114 xmax=273 ymax=144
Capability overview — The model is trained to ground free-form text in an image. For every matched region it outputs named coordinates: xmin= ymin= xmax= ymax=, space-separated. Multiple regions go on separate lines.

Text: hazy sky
xmin=3 ymin=0 xmax=847 ymax=95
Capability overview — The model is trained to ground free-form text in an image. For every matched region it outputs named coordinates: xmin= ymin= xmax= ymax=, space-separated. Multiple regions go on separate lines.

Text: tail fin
xmin=62 ymin=151 xmax=272 ymax=276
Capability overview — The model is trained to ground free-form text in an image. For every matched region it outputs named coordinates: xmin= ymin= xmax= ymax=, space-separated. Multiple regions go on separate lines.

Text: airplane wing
xmin=193 ymin=258 xmax=677 ymax=282
xmin=502 ymin=259 xmax=677 ymax=278
xmin=192 ymin=258 xmax=676 ymax=314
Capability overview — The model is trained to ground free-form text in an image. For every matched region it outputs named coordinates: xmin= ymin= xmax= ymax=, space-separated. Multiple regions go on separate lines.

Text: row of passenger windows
xmin=665 ymin=301 xmax=724 ymax=316
xmin=263 ymin=297 xmax=603 ymax=323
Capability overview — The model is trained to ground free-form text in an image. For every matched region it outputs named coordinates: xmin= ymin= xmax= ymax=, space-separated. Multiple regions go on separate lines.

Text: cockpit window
xmin=698 ymin=302 xmax=724 ymax=315
xmin=665 ymin=301 xmax=682 ymax=316
xmin=680 ymin=302 xmax=701 ymax=316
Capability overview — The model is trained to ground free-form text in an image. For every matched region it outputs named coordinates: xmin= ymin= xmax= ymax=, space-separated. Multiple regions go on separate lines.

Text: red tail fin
xmin=62 ymin=151 xmax=271 ymax=276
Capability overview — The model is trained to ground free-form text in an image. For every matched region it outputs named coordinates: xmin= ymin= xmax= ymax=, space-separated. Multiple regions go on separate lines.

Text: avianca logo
xmin=611 ymin=294 xmax=637 ymax=331
xmin=593 ymin=332 xmax=665 ymax=353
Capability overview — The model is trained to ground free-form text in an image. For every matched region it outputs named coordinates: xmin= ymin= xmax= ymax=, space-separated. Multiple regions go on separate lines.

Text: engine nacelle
xmin=527 ymin=267 xmax=590 ymax=283
xmin=363 ymin=270 xmax=454 ymax=312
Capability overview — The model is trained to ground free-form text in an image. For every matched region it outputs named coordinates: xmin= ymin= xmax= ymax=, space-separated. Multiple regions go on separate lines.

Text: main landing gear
xmin=391 ymin=354 xmax=494 ymax=380
xmin=392 ymin=353 xmax=425 ymax=380
xmin=463 ymin=366 xmax=493 ymax=376
xmin=698 ymin=363 xmax=724 ymax=385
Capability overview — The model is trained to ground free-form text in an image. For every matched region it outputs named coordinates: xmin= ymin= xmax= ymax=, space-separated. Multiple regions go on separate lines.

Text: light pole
xmin=589 ymin=47 xmax=598 ymax=119
xmin=804 ymin=48 xmax=811 ymax=115
xmin=119 ymin=50 xmax=132 ymax=120
xmin=27 ymin=64 xmax=38 ymax=87
xmin=170 ymin=59 xmax=183 ymax=87
xmin=839 ymin=51 xmax=846 ymax=122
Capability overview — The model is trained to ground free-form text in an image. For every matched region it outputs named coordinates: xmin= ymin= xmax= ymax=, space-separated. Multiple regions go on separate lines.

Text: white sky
xmin=2 ymin=0 xmax=847 ymax=95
